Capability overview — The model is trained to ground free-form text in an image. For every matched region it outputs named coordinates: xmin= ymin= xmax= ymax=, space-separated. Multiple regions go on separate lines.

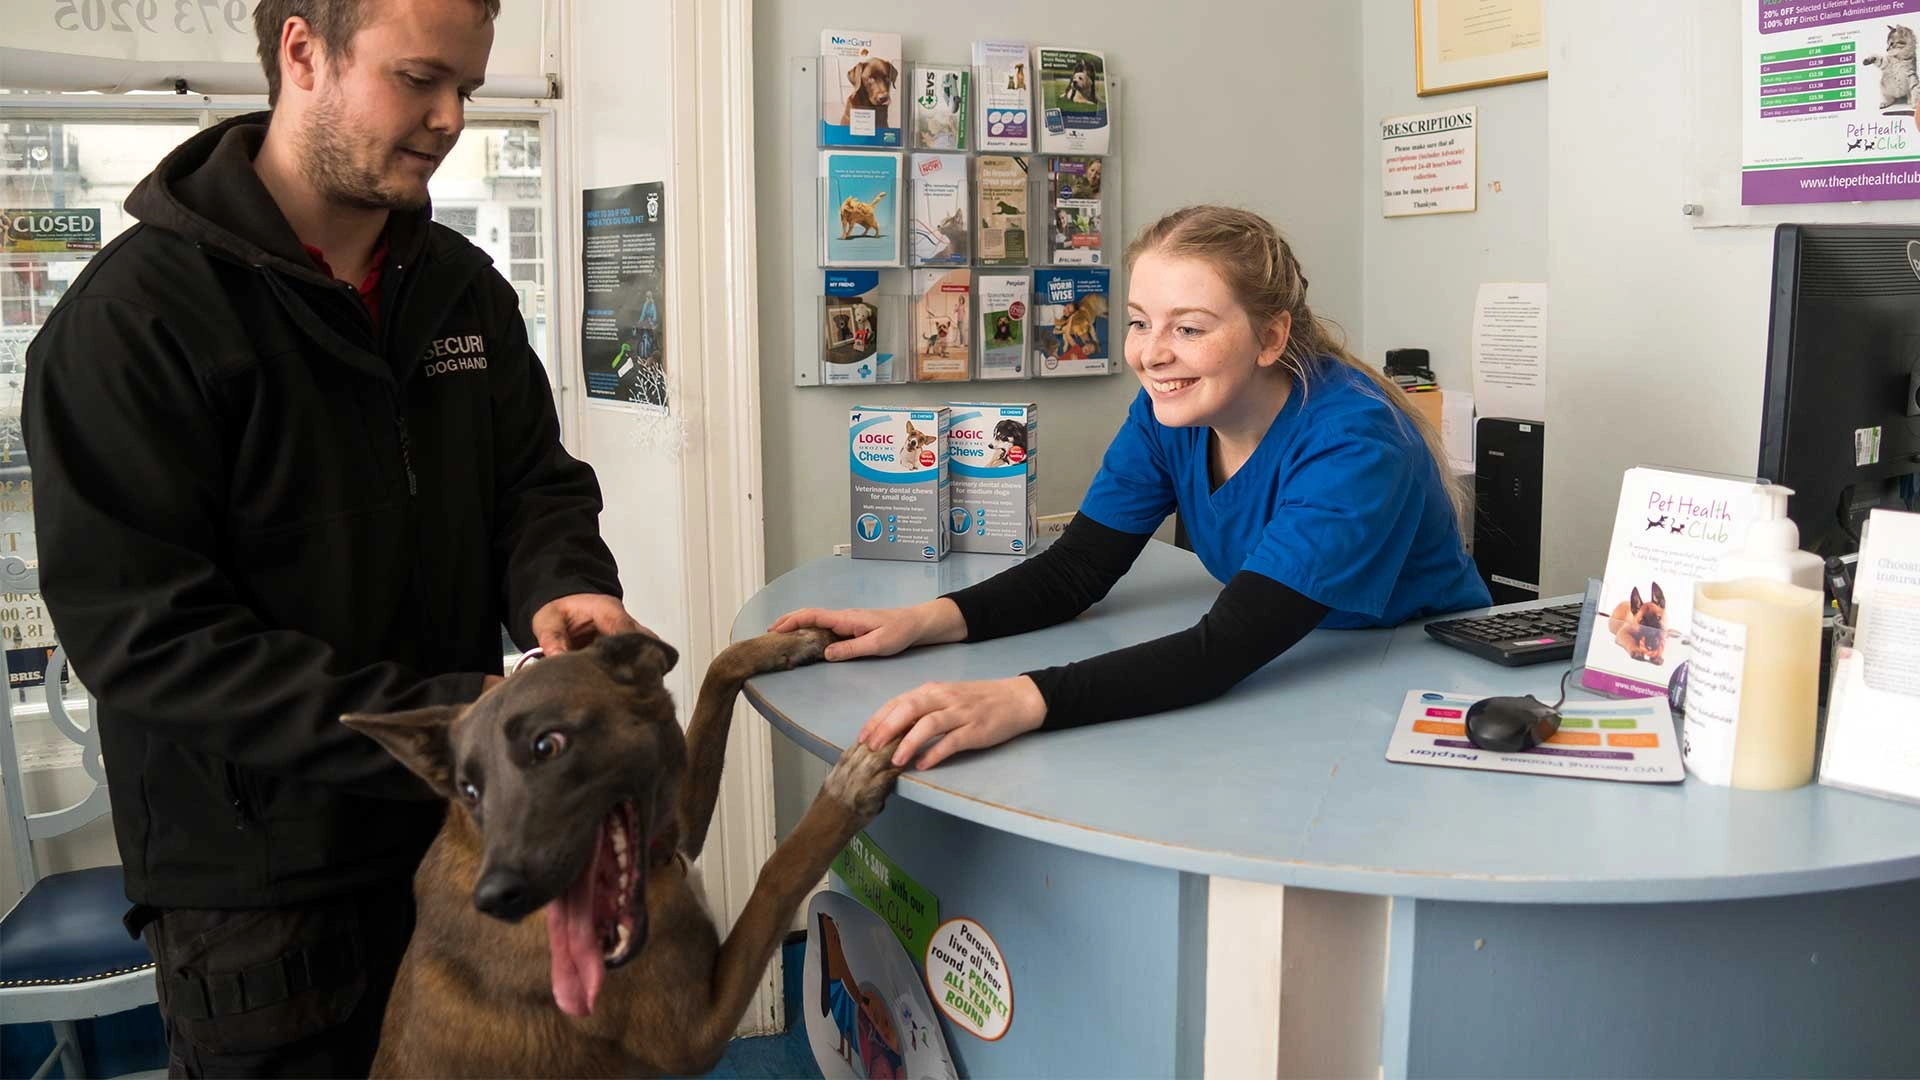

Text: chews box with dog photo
xmin=850 ymin=405 xmax=951 ymax=562
xmin=946 ymin=403 xmax=1037 ymax=555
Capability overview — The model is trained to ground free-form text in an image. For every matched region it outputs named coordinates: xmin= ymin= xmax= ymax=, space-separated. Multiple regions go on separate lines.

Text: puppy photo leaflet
xmin=821 ymin=29 xmax=903 ymax=148
xmin=1035 ymin=47 xmax=1111 ymax=155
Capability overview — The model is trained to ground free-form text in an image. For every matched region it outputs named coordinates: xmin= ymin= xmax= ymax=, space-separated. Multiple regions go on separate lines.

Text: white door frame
xmin=553 ymin=0 xmax=774 ymax=1036
xmin=665 ymin=0 xmax=782 ymax=1036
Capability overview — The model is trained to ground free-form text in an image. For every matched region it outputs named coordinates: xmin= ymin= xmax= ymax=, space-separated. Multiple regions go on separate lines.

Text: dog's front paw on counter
xmin=768 ymin=627 xmax=837 ymax=669
xmin=717 ymin=628 xmax=840 ymax=681
xmin=824 ymin=738 xmax=905 ymax=820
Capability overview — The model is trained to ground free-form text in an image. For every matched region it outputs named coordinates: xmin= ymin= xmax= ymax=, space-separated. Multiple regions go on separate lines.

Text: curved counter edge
xmin=746 ymin=682 xmax=1920 ymax=905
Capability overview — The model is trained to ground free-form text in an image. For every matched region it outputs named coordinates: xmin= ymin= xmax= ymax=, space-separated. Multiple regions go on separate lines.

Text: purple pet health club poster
xmin=1743 ymin=0 xmax=1920 ymax=204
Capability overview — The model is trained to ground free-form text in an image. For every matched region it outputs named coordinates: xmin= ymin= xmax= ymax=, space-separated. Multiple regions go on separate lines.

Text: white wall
xmin=565 ymin=1 xmax=695 ymax=707
xmin=1360 ymin=0 xmax=1547 ymax=395
xmin=1540 ymin=0 xmax=1920 ymax=594
xmin=753 ymin=0 xmax=1367 ymax=835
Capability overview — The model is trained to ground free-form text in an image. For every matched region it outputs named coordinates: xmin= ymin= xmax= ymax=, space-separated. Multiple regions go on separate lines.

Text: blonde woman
xmin=775 ymin=206 xmax=1490 ymax=768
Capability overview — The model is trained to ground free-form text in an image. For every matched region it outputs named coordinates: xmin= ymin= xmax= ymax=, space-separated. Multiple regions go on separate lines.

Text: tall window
xmin=428 ymin=120 xmax=549 ymax=363
xmin=1 ymin=111 xmax=553 ymax=685
xmin=2 ymin=119 xmax=198 ymax=691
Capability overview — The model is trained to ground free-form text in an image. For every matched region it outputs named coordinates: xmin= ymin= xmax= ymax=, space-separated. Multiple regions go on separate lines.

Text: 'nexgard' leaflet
xmin=946 ymin=403 xmax=1036 ymax=555
xmin=850 ymin=406 xmax=950 ymax=562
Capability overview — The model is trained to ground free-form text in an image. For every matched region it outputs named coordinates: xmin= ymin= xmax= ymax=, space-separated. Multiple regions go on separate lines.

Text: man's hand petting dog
xmin=533 ymin=592 xmax=655 ymax=655
xmin=856 ymin=676 xmax=1046 ymax=770
xmin=479 ymin=595 xmax=654 ymax=697
xmin=768 ymin=599 xmax=967 ymax=662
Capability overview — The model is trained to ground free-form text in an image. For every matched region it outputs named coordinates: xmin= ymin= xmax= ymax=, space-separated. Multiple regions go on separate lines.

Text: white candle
xmin=1684 ymin=578 xmax=1823 ymax=790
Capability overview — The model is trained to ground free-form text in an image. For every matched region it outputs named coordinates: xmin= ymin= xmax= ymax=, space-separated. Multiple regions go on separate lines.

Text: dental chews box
xmin=849 ymin=405 xmax=950 ymax=561
xmin=945 ymin=403 xmax=1036 ymax=555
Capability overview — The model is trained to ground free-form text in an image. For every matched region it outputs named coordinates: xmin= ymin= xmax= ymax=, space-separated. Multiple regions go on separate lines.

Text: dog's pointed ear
xmin=1630 ymin=586 xmax=1644 ymax=614
xmin=592 ymin=632 xmax=680 ymax=685
xmin=1652 ymin=581 xmax=1666 ymax=607
xmin=342 ymin=705 xmax=462 ymax=798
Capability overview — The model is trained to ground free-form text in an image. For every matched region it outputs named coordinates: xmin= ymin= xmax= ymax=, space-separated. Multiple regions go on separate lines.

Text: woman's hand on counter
xmin=856 ymin=675 xmax=1047 ymax=770
xmin=769 ymin=598 xmax=967 ymax=662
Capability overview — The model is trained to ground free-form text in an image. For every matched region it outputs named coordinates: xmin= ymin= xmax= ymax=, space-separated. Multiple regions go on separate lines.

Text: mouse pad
xmin=1387 ymin=690 xmax=1685 ymax=783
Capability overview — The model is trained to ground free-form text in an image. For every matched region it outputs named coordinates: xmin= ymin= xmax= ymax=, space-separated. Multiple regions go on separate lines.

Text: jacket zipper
xmin=394 ymin=413 xmax=418 ymax=497
xmin=385 ymin=262 xmax=421 ymax=499
xmin=223 ymin=762 xmax=254 ymax=830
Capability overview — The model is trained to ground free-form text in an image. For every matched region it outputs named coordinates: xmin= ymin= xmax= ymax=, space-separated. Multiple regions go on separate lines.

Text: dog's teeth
xmin=612 ymin=829 xmax=627 ymax=855
xmin=613 ymin=922 xmax=631 ymax=955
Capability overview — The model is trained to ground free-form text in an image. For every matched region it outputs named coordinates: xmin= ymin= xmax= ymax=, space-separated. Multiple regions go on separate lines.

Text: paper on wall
xmin=1470 ymin=283 xmax=1546 ymax=422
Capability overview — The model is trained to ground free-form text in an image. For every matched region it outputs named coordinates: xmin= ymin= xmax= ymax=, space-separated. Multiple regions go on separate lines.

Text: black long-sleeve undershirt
xmin=942 ymin=513 xmax=1330 ymax=730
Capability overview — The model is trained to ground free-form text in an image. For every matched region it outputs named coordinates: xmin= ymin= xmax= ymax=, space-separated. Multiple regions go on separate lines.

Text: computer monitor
xmin=1759 ymin=223 xmax=1920 ymax=558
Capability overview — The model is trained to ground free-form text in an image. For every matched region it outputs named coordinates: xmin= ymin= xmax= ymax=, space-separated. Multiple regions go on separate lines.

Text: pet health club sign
xmin=1742 ymin=0 xmax=1920 ymax=204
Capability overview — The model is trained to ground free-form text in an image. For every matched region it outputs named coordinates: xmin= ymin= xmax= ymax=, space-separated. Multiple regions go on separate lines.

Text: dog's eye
xmin=531 ymin=731 xmax=568 ymax=761
xmin=459 ymin=780 xmax=480 ymax=803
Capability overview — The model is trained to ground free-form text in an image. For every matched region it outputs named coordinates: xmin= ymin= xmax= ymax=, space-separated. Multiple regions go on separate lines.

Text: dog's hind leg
xmin=633 ymin=738 xmax=905 ymax=1075
xmin=677 ymin=629 xmax=837 ymax=859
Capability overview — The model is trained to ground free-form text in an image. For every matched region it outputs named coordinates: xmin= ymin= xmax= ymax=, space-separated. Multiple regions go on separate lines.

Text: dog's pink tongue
xmin=545 ymin=844 xmax=606 ymax=1017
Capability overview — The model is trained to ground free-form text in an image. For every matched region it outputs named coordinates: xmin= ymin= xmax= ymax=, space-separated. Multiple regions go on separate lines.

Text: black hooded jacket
xmin=22 ymin=113 xmax=621 ymax=908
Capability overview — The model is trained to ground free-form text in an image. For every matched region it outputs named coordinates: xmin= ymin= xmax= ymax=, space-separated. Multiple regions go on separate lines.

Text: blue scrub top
xmin=1079 ymin=360 xmax=1490 ymax=628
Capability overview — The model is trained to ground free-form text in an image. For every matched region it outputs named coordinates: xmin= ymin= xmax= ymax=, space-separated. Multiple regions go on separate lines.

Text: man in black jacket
xmin=22 ymin=0 xmax=642 ymax=1074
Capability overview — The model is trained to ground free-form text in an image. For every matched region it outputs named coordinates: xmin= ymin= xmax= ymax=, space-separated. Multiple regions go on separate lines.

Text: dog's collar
xmin=511 ymin=648 xmax=545 ymax=675
xmin=648 ymin=828 xmax=677 ymax=868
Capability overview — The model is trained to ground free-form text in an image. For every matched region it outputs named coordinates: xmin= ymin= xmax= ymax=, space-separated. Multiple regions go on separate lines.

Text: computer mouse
xmin=1464 ymin=695 xmax=1562 ymax=753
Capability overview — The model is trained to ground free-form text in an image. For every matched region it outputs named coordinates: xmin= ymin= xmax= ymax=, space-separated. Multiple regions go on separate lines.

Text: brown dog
xmin=1062 ymin=58 xmax=1100 ymax=105
xmin=1053 ymin=292 xmax=1108 ymax=353
xmin=839 ymin=191 xmax=888 ymax=240
xmin=841 ymin=57 xmax=898 ymax=127
xmin=1608 ymin=582 xmax=1667 ymax=664
xmin=921 ymin=318 xmax=952 ymax=357
xmin=343 ymin=630 xmax=905 ymax=1077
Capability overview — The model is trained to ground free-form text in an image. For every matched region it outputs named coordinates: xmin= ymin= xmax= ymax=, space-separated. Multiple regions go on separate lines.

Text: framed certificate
xmin=1415 ymin=0 xmax=1548 ymax=96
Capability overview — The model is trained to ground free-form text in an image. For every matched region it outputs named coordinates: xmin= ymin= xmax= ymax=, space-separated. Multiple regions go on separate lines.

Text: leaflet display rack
xmin=790 ymin=50 xmax=1124 ymax=388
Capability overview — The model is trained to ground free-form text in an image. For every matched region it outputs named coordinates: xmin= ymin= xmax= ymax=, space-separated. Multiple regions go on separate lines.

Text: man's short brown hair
xmin=253 ymin=0 xmax=502 ymax=106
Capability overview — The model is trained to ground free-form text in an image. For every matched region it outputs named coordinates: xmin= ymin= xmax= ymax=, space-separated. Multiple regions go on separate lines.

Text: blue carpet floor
xmin=702 ymin=936 xmax=821 ymax=1079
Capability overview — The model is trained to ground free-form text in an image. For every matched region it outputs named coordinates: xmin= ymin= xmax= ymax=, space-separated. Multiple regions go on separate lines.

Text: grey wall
xmin=1538 ymin=0 xmax=1920 ymax=594
xmin=754 ymin=0 xmax=1367 ymax=834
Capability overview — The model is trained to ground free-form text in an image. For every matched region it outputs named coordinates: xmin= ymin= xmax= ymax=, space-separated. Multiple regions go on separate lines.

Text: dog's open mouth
xmin=546 ymin=800 xmax=645 ymax=1017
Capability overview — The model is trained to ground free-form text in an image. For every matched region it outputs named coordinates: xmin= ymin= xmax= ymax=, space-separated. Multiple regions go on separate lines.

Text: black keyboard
xmin=1423 ymin=601 xmax=1583 ymax=667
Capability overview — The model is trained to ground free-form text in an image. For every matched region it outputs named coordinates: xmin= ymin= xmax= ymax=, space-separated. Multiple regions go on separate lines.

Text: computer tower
xmin=1473 ymin=418 xmax=1545 ymax=604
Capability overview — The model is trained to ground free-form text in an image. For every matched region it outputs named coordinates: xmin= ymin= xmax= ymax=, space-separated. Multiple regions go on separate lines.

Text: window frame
xmin=1 ymin=94 xmax=567 ymax=402
xmin=0 ymin=93 xmax=570 ymax=716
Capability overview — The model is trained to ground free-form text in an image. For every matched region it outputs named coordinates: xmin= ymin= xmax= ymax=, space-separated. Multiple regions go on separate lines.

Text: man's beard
xmin=297 ymin=88 xmax=433 ymax=212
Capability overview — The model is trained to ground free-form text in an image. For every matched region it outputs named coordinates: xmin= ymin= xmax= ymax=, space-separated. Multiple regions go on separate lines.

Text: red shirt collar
xmin=302 ymin=234 xmax=390 ymax=316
